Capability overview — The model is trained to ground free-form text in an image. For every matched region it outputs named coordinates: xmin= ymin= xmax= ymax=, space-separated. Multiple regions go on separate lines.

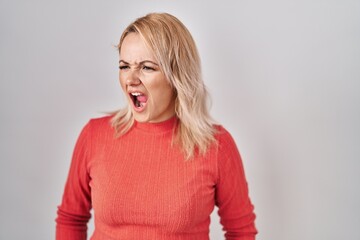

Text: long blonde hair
xmin=111 ymin=13 xmax=216 ymax=159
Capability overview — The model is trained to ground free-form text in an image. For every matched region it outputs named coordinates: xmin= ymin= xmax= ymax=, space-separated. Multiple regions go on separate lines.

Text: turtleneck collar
xmin=133 ymin=115 xmax=179 ymax=133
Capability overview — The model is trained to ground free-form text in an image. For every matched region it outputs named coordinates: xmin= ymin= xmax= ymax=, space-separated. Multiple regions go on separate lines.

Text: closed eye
xmin=119 ymin=65 xmax=129 ymax=70
xmin=142 ymin=65 xmax=155 ymax=71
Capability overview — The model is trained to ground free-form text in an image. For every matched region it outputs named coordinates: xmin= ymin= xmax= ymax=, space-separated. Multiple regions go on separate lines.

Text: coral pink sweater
xmin=56 ymin=115 xmax=257 ymax=239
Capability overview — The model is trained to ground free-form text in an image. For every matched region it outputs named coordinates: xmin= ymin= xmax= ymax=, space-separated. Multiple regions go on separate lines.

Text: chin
xmin=132 ymin=112 xmax=150 ymax=123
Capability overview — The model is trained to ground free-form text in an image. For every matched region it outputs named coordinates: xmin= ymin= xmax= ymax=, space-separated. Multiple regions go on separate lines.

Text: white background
xmin=1 ymin=0 xmax=359 ymax=239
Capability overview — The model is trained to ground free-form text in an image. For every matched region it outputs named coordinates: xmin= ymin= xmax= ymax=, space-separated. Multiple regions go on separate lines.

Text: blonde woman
xmin=56 ymin=13 xmax=257 ymax=240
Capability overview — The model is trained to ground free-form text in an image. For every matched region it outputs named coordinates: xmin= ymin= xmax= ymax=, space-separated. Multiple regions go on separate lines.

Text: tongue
xmin=137 ymin=95 xmax=148 ymax=103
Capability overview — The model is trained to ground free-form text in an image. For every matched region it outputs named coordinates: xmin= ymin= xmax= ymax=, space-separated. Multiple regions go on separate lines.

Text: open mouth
xmin=130 ymin=92 xmax=148 ymax=109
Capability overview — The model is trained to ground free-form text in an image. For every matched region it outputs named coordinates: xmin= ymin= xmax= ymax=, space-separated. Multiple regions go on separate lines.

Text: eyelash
xmin=142 ymin=66 xmax=155 ymax=71
xmin=118 ymin=65 xmax=155 ymax=71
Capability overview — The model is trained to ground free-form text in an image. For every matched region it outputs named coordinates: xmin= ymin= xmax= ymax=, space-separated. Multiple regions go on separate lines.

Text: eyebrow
xmin=119 ymin=60 xmax=159 ymax=66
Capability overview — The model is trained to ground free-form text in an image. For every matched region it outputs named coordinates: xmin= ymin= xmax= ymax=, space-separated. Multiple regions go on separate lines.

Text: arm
xmin=215 ymin=129 xmax=257 ymax=240
xmin=55 ymin=122 xmax=92 ymax=240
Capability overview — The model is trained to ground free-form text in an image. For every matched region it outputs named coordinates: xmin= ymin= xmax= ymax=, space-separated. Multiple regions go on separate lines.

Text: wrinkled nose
xmin=126 ymin=70 xmax=141 ymax=86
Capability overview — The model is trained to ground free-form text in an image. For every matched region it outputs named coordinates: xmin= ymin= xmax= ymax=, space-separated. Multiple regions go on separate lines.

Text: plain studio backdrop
xmin=1 ymin=0 xmax=359 ymax=239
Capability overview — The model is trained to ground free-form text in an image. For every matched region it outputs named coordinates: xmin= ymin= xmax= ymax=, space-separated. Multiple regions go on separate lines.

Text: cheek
xmin=119 ymin=73 xmax=127 ymax=91
xmin=152 ymin=86 xmax=174 ymax=105
xmin=142 ymin=74 xmax=174 ymax=105
xmin=161 ymin=80 xmax=174 ymax=101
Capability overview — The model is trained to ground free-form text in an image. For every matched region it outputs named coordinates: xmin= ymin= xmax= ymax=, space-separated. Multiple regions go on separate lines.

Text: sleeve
xmin=215 ymin=129 xmax=258 ymax=240
xmin=55 ymin=121 xmax=92 ymax=240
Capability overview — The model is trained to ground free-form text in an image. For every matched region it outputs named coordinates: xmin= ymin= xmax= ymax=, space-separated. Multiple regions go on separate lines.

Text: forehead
xmin=120 ymin=33 xmax=155 ymax=63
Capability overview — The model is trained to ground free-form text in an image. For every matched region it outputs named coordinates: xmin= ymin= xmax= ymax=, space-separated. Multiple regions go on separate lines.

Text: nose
xmin=126 ymin=69 xmax=141 ymax=86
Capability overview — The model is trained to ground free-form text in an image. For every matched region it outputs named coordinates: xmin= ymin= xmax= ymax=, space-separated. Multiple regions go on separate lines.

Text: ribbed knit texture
xmin=56 ymin=115 xmax=257 ymax=240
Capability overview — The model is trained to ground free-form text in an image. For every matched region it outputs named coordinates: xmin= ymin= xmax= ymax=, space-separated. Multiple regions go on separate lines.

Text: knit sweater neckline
xmin=133 ymin=115 xmax=178 ymax=133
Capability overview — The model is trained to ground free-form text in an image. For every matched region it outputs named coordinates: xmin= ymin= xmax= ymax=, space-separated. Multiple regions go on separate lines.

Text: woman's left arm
xmin=215 ymin=128 xmax=258 ymax=240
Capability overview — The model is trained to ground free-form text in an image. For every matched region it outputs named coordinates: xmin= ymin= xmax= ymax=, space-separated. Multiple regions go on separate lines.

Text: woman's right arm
xmin=55 ymin=122 xmax=92 ymax=240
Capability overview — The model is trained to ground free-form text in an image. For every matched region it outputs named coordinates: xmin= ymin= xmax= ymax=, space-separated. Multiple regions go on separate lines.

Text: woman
xmin=56 ymin=13 xmax=257 ymax=240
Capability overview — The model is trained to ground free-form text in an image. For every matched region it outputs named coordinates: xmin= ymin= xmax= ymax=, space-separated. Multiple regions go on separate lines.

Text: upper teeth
xmin=131 ymin=92 xmax=141 ymax=96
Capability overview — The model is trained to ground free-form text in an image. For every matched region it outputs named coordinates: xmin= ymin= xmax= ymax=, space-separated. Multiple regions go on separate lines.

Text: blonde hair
xmin=111 ymin=12 xmax=216 ymax=159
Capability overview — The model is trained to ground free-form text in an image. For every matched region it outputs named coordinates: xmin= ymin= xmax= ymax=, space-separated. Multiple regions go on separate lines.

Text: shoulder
xmin=213 ymin=124 xmax=235 ymax=144
xmin=79 ymin=114 xmax=115 ymax=137
xmin=87 ymin=114 xmax=114 ymax=129
xmin=213 ymin=124 xmax=240 ymax=156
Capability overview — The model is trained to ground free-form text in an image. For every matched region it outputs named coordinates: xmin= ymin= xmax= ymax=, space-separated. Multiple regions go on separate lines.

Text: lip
xmin=128 ymin=89 xmax=145 ymax=94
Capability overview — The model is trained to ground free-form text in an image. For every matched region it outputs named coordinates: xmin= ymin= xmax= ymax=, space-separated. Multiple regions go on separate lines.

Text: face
xmin=119 ymin=33 xmax=176 ymax=123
